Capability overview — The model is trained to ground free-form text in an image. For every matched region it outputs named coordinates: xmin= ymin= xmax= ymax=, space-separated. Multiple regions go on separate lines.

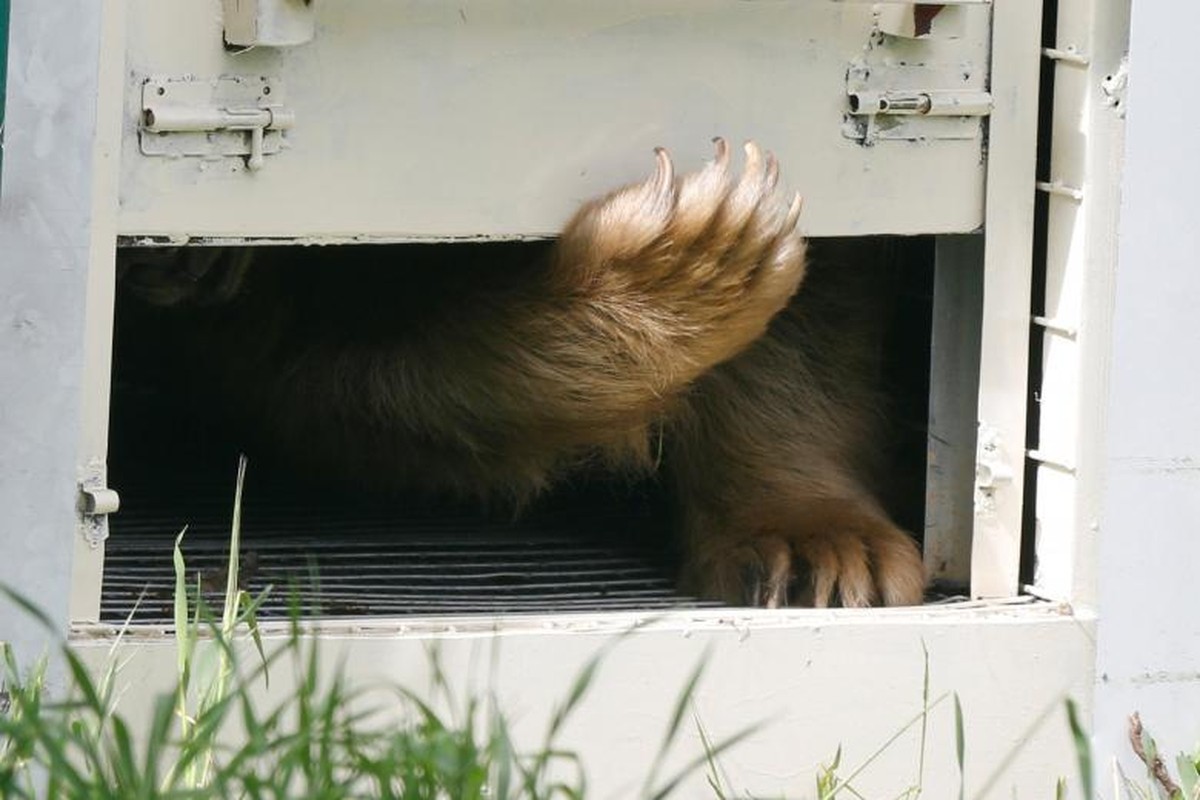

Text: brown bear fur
xmin=118 ymin=140 xmax=926 ymax=608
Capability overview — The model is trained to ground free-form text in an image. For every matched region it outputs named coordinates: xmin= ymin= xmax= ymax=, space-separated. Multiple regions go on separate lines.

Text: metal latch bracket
xmin=140 ymin=76 xmax=294 ymax=171
xmin=77 ymin=462 xmax=120 ymax=548
xmin=842 ymin=61 xmax=991 ymax=145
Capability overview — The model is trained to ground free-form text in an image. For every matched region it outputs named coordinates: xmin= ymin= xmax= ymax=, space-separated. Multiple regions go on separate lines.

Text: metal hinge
xmin=139 ymin=76 xmax=295 ymax=171
xmin=1101 ymin=57 xmax=1130 ymax=119
xmin=974 ymin=424 xmax=1014 ymax=514
xmin=223 ymin=0 xmax=316 ymax=48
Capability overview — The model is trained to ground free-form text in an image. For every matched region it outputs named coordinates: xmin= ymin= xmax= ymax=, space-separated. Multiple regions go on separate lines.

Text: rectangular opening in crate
xmin=104 ymin=236 xmax=939 ymax=623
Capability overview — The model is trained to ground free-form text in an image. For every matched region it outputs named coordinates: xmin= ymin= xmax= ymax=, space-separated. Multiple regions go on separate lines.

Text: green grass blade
xmin=238 ymin=588 xmax=272 ymax=689
xmin=695 ymin=713 xmax=731 ymax=800
xmin=60 ymin=648 xmax=105 ymax=718
xmin=822 ymin=693 xmax=950 ymax=800
xmin=170 ymin=525 xmax=195 ymax=772
xmin=661 ymin=657 xmax=709 ymax=751
xmin=485 ymin=692 xmax=515 ymax=800
xmin=647 ymin=722 xmax=759 ymax=800
xmin=106 ymin=714 xmax=142 ymax=795
xmin=172 ymin=526 xmax=192 ymax=677
xmin=548 ymin=655 xmax=600 ymax=740
xmin=914 ymin=640 xmax=930 ymax=799
xmin=141 ymin=692 xmax=177 ymax=792
xmin=172 ymin=527 xmax=203 ymax=789
xmin=641 ymin=654 xmax=710 ymax=797
xmin=1177 ymin=751 xmax=1199 ymax=799
xmin=0 ymin=586 xmax=61 ymax=637
xmin=817 ymin=745 xmax=842 ymax=800
xmin=954 ymin=694 xmax=965 ymax=800
xmin=220 ymin=455 xmax=248 ymax=636
xmin=1064 ymin=698 xmax=1093 ymax=800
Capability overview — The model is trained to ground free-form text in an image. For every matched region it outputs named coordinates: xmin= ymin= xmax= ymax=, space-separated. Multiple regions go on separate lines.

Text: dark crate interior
xmin=104 ymin=237 xmax=934 ymax=624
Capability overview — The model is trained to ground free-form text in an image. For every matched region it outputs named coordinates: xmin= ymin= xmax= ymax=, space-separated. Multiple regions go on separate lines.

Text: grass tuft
xmin=0 ymin=457 xmax=745 ymax=799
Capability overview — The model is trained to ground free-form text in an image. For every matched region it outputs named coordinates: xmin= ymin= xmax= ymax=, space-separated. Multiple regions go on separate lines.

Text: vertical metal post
xmin=971 ymin=1 xmax=1045 ymax=597
xmin=925 ymin=234 xmax=984 ymax=591
xmin=69 ymin=0 xmax=126 ymax=624
xmin=1030 ymin=0 xmax=1129 ymax=607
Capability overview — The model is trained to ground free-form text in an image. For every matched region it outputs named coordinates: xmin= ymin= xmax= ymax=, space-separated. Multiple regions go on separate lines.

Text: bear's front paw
xmin=683 ymin=507 xmax=926 ymax=608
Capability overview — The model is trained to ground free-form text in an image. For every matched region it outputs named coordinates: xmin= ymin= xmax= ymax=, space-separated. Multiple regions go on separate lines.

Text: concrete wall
xmin=1093 ymin=0 xmax=1200 ymax=780
xmin=0 ymin=1 xmax=104 ymax=667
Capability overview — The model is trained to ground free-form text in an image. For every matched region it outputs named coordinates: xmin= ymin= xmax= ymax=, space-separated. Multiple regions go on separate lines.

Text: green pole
xmin=0 ymin=0 xmax=9 ymax=187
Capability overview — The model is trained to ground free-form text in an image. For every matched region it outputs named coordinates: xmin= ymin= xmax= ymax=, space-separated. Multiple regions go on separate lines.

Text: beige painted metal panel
xmin=117 ymin=1 xmax=990 ymax=241
xmin=971 ymin=1 xmax=1043 ymax=598
xmin=71 ymin=0 xmax=128 ymax=625
xmin=73 ymin=603 xmax=1094 ymax=799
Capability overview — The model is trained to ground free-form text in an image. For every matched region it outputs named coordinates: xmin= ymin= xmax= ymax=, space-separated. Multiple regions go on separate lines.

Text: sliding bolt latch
xmin=140 ymin=76 xmax=294 ymax=171
xmin=847 ymin=90 xmax=992 ymax=117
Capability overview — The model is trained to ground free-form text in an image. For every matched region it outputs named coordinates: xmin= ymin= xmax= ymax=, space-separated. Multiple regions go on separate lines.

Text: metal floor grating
xmin=104 ymin=301 xmax=716 ymax=624
xmin=102 ymin=469 xmax=714 ymax=624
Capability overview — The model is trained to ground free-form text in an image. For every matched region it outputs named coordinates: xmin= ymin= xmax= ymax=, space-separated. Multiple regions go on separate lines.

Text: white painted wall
xmin=1093 ymin=0 xmax=1200 ymax=781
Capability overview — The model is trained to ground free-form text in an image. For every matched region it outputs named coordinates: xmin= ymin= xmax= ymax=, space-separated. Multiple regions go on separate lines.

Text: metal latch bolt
xmin=77 ymin=471 xmax=120 ymax=548
xmin=143 ymin=105 xmax=295 ymax=171
xmin=847 ymin=90 xmax=992 ymax=117
xmin=80 ymin=487 xmax=121 ymax=516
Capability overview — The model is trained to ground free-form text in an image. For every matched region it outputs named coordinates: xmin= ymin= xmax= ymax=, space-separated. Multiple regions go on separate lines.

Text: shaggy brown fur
xmin=118 ymin=139 xmax=925 ymax=608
